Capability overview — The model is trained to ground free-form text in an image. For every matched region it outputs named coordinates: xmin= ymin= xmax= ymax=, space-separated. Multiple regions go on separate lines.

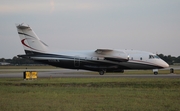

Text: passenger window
xmin=140 ymin=57 xmax=142 ymax=60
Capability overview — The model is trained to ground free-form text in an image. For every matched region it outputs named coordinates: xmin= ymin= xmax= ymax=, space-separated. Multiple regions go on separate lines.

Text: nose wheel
xmin=153 ymin=69 xmax=158 ymax=75
xmin=154 ymin=72 xmax=158 ymax=75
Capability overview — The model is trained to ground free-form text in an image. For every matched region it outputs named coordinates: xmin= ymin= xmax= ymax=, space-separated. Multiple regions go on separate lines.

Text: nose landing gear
xmin=153 ymin=69 xmax=158 ymax=75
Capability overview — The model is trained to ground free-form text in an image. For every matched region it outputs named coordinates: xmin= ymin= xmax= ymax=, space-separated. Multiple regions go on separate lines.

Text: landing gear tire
xmin=154 ymin=72 xmax=158 ymax=75
xmin=99 ymin=70 xmax=105 ymax=75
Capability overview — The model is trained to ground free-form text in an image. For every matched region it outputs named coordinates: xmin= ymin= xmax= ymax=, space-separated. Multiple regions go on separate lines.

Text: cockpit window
xmin=149 ymin=55 xmax=160 ymax=59
xmin=154 ymin=55 xmax=160 ymax=59
xmin=149 ymin=55 xmax=154 ymax=59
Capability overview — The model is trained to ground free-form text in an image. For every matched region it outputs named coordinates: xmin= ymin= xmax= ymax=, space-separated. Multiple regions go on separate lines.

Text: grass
xmin=0 ymin=78 xmax=180 ymax=111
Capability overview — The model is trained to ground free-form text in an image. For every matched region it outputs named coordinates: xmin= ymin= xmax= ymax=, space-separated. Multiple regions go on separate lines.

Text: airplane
xmin=16 ymin=23 xmax=169 ymax=75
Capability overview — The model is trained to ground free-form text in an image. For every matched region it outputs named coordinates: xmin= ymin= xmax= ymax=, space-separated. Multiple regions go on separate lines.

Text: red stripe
xmin=21 ymin=39 xmax=37 ymax=51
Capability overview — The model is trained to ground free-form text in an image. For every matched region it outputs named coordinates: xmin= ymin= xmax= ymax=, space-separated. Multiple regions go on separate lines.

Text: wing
xmin=104 ymin=57 xmax=128 ymax=62
xmin=95 ymin=49 xmax=129 ymax=62
xmin=95 ymin=49 xmax=113 ymax=54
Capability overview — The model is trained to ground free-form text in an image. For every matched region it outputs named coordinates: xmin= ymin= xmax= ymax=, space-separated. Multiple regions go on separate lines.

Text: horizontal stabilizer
xmin=16 ymin=24 xmax=30 ymax=29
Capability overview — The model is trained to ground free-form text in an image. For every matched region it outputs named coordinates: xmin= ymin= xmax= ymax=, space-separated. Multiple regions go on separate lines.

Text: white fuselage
xmin=29 ymin=49 xmax=169 ymax=70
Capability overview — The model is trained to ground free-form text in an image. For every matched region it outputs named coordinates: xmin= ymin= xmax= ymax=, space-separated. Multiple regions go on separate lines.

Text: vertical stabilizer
xmin=16 ymin=23 xmax=48 ymax=54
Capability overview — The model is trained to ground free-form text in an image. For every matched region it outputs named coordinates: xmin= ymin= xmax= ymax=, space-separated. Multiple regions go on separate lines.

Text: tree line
xmin=0 ymin=54 xmax=180 ymax=65
xmin=157 ymin=54 xmax=180 ymax=65
xmin=0 ymin=56 xmax=40 ymax=65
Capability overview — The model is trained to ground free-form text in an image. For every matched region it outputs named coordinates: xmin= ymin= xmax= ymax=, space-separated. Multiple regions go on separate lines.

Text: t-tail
xmin=16 ymin=23 xmax=49 ymax=55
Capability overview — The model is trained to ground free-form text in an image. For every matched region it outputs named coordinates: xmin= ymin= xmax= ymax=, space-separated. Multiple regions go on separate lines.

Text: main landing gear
xmin=99 ymin=70 xmax=106 ymax=75
xmin=98 ymin=69 xmax=124 ymax=75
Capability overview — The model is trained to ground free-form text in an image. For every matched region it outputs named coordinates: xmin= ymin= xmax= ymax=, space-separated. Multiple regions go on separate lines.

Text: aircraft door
xmin=74 ymin=56 xmax=80 ymax=67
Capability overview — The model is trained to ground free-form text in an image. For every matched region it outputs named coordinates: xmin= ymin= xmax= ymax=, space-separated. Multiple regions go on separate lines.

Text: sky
xmin=0 ymin=0 xmax=180 ymax=58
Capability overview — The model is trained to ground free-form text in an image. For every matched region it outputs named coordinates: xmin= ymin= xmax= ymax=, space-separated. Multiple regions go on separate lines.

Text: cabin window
xmin=140 ymin=57 xmax=142 ymax=60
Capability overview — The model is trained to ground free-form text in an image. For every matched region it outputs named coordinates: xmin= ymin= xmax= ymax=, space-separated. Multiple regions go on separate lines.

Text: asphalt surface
xmin=0 ymin=69 xmax=180 ymax=78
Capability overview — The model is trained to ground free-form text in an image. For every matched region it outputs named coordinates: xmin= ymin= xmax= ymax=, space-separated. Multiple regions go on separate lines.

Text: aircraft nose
xmin=161 ymin=60 xmax=169 ymax=68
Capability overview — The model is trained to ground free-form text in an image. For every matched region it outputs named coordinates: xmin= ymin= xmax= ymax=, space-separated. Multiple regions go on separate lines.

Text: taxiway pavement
xmin=0 ymin=69 xmax=179 ymax=78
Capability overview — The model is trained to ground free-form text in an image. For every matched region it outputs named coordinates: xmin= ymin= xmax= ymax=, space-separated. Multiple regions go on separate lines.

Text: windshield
xmin=149 ymin=55 xmax=160 ymax=59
